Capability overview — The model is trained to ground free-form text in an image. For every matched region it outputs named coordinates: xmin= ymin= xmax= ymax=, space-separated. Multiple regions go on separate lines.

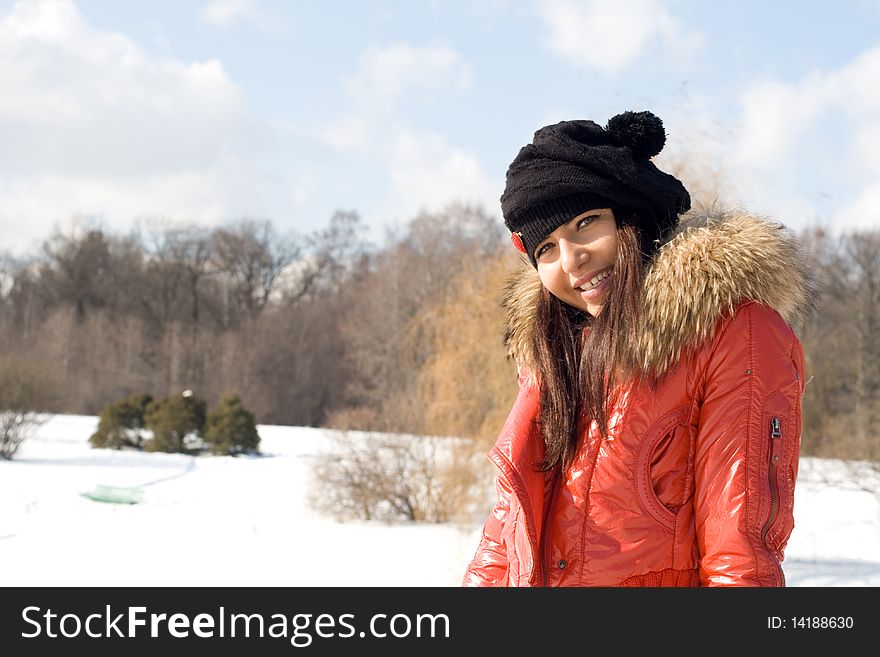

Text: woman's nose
xmin=558 ymin=238 xmax=586 ymax=273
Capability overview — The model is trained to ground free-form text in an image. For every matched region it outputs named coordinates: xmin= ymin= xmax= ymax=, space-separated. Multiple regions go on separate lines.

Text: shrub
xmin=89 ymin=393 xmax=153 ymax=449
xmin=203 ymin=394 xmax=260 ymax=455
xmin=0 ymin=358 xmax=55 ymax=460
xmin=144 ymin=390 xmax=206 ymax=453
xmin=308 ymin=430 xmax=484 ymax=523
xmin=0 ymin=409 xmax=44 ymax=460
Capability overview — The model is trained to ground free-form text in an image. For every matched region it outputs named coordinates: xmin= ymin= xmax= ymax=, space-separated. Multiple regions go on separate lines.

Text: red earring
xmin=511 ymin=232 xmax=526 ymax=254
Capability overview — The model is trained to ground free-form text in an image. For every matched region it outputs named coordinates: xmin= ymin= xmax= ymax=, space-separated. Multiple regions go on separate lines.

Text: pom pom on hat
xmin=606 ymin=110 xmax=666 ymax=159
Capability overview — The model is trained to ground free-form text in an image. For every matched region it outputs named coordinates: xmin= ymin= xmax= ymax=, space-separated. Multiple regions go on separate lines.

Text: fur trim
xmin=502 ymin=209 xmax=819 ymax=379
xmin=502 ymin=253 xmax=545 ymax=385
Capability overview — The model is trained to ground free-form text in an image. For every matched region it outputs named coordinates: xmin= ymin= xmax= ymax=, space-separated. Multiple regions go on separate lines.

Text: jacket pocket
xmin=635 ymin=406 xmax=691 ymax=532
xmin=761 ymin=389 xmax=798 ymax=557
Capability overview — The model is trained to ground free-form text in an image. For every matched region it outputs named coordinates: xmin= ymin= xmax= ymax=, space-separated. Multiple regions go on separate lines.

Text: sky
xmin=1 ymin=413 xmax=879 ymax=587
xmin=2 ymin=0 xmax=880 ymax=257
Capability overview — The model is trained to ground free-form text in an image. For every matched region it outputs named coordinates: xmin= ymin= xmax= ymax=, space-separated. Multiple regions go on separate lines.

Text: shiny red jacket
xmin=462 ymin=212 xmax=815 ymax=587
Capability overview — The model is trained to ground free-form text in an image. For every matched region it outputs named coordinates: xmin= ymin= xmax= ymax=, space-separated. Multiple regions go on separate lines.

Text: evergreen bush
xmin=203 ymin=394 xmax=260 ymax=455
xmin=89 ymin=393 xmax=153 ymax=449
xmin=144 ymin=390 xmax=206 ymax=453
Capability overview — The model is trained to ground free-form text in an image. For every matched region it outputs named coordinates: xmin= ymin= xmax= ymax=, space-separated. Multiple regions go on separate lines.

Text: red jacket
xmin=463 ymin=212 xmax=815 ymax=587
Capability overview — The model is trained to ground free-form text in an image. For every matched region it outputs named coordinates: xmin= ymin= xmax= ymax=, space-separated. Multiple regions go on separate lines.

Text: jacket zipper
xmin=540 ymin=470 xmax=562 ymax=586
xmin=761 ymin=416 xmax=786 ymax=586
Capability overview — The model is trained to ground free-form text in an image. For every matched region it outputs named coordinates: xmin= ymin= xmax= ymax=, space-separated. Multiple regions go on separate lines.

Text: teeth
xmin=579 ymin=269 xmax=610 ymax=291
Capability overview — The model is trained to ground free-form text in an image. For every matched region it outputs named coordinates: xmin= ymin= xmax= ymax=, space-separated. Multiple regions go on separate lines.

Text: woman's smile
xmin=576 ymin=266 xmax=613 ymax=300
xmin=535 ymin=208 xmax=619 ymax=317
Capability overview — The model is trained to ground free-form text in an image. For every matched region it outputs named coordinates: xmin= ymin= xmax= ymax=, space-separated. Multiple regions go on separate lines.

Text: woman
xmin=462 ymin=111 xmax=817 ymax=587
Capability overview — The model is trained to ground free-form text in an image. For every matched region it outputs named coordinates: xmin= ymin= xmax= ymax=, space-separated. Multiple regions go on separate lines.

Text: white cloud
xmin=323 ymin=44 xmax=472 ymax=152
xmin=735 ymin=80 xmax=822 ymax=167
xmin=850 ymin=122 xmax=880 ymax=178
xmin=322 ymin=114 xmax=376 ymax=152
xmin=2 ymin=169 xmax=259 ymax=247
xmin=198 ymin=0 xmax=284 ymax=33
xmin=344 ymin=44 xmax=472 ymax=113
xmin=314 ymin=43 xmax=492 ymax=224
xmin=289 ymin=177 xmax=314 ymax=209
xmin=830 ymin=46 xmax=880 ymax=121
xmin=534 ymin=0 xmax=703 ymax=75
xmin=0 ymin=0 xmax=276 ymax=255
xmin=735 ymin=46 xmax=880 ymax=168
xmin=733 ymin=45 xmax=880 ymax=231
xmin=835 ymin=183 xmax=880 ymax=230
xmin=373 ymin=128 xmax=500 ymax=226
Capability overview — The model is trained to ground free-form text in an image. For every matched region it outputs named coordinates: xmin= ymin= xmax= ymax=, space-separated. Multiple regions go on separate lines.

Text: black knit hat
xmin=501 ymin=110 xmax=691 ymax=267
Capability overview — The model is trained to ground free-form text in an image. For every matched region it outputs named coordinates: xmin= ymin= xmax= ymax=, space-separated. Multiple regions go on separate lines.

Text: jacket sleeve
xmin=694 ymin=302 xmax=806 ymax=586
xmin=461 ymin=473 xmax=512 ymax=587
xmin=461 ymin=362 xmax=535 ymax=587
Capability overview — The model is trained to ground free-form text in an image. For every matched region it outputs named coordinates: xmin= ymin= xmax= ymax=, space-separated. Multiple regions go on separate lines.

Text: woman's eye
xmin=577 ymin=215 xmax=597 ymax=229
xmin=535 ymin=244 xmax=551 ymax=259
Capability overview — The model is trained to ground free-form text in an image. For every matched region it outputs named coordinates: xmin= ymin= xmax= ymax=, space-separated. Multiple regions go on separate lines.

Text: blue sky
xmin=2 ymin=0 xmax=879 ymax=256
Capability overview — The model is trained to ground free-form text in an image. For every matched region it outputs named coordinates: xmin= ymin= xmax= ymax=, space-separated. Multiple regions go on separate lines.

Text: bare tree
xmin=797 ymin=225 xmax=880 ymax=498
xmin=39 ymin=222 xmax=114 ymax=323
xmin=211 ymin=219 xmax=301 ymax=327
xmin=842 ymin=230 xmax=880 ymax=489
xmin=332 ymin=202 xmax=505 ymax=431
xmin=0 ymin=254 xmax=42 ymax=347
xmin=845 ymin=230 xmax=880 ymax=417
xmin=414 ymin=252 xmax=521 ymax=445
xmin=139 ymin=223 xmax=215 ymax=391
xmin=281 ymin=209 xmax=372 ymax=304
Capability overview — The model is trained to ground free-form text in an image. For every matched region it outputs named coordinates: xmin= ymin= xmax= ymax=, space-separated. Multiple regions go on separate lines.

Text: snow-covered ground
xmin=1 ymin=414 xmax=879 ymax=586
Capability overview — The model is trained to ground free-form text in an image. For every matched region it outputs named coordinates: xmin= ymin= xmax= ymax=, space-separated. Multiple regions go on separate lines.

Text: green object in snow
xmin=81 ymin=485 xmax=143 ymax=505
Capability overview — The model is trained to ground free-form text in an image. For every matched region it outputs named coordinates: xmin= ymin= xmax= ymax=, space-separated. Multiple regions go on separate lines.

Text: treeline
xmin=0 ymin=203 xmax=519 ymax=446
xmin=799 ymin=227 xmax=880 ymax=464
xmin=0 ymin=205 xmax=878 ymax=463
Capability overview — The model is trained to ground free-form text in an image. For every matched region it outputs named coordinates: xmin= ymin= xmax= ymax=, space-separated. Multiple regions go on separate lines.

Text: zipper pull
xmin=769 ymin=416 xmax=782 ymax=464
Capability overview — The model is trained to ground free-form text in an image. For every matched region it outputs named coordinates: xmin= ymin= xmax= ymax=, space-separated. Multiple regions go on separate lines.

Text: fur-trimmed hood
xmin=502 ymin=209 xmax=819 ymax=379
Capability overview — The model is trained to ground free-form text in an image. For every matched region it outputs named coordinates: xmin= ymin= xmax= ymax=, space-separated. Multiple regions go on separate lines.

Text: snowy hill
xmin=1 ymin=414 xmax=878 ymax=586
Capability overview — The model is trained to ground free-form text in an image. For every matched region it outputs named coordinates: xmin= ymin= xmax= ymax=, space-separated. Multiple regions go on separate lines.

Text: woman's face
xmin=534 ymin=208 xmax=619 ymax=317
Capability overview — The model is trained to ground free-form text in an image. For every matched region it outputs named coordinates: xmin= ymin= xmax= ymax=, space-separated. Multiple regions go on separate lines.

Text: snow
xmin=1 ymin=414 xmax=879 ymax=587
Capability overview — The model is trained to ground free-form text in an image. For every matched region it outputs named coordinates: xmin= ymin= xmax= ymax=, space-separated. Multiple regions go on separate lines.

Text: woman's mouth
xmin=576 ymin=267 xmax=612 ymax=294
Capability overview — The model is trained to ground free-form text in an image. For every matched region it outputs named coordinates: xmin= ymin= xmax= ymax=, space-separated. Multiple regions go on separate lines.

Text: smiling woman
xmin=532 ymin=208 xmax=619 ymax=317
xmin=462 ymin=111 xmax=818 ymax=587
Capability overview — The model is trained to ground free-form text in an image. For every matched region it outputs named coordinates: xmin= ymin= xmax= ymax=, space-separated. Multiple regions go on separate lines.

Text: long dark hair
xmin=534 ymin=213 xmax=649 ymax=471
